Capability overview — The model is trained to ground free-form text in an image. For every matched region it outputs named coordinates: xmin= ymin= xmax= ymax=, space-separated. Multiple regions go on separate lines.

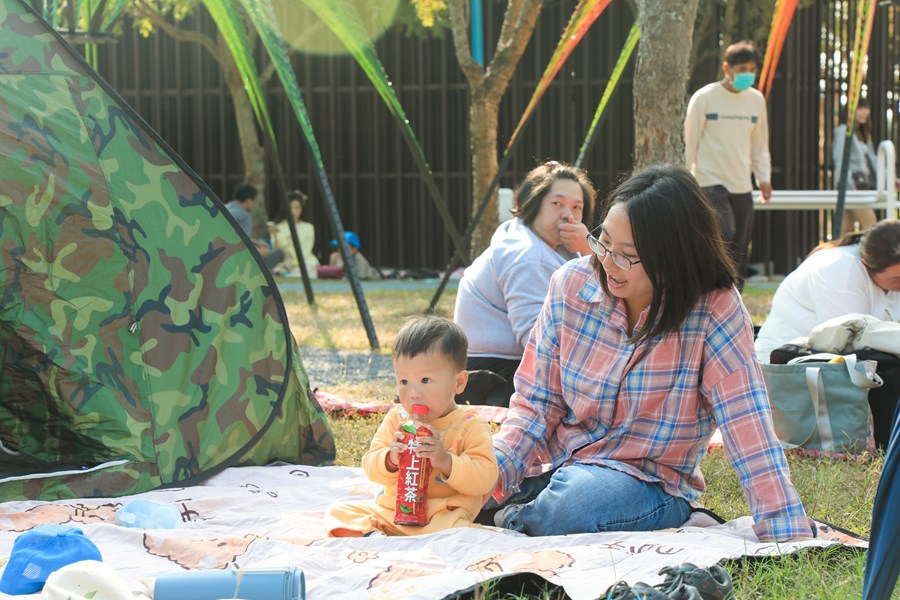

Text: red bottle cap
xmin=411 ymin=405 xmax=429 ymax=416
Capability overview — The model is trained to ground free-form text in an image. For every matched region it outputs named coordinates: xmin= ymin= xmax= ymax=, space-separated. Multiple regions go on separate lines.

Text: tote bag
xmin=762 ymin=354 xmax=883 ymax=453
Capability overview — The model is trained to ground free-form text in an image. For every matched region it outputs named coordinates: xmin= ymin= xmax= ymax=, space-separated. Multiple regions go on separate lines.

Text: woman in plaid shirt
xmin=489 ymin=164 xmax=816 ymax=543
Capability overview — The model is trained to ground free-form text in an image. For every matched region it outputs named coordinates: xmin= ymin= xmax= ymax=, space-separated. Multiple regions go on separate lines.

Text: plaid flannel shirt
xmin=493 ymin=257 xmax=815 ymax=542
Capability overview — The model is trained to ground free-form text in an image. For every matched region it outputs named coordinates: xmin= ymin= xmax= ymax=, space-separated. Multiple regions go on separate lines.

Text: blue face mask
xmin=732 ymin=72 xmax=755 ymax=92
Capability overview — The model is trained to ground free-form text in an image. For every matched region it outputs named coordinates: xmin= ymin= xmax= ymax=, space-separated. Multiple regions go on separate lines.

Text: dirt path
xmin=299 ymin=347 xmax=394 ymax=388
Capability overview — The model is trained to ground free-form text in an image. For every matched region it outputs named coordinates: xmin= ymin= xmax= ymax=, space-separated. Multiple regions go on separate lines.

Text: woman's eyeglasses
xmin=586 ymin=228 xmax=642 ymax=271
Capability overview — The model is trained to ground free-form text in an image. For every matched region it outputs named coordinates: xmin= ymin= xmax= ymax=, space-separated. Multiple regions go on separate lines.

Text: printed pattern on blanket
xmin=0 ymin=465 xmax=865 ymax=600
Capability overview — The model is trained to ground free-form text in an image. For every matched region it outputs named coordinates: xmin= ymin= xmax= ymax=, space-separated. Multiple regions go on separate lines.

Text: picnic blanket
xmin=0 ymin=464 xmax=865 ymax=599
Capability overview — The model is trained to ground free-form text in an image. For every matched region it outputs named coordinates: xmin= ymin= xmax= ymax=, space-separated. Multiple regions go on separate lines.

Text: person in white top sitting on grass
xmin=755 ymin=220 xmax=900 ymax=449
xmin=271 ymin=189 xmax=320 ymax=277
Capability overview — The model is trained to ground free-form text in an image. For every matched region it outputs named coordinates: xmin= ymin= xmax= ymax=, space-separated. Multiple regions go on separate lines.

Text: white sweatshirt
xmin=685 ymin=82 xmax=771 ymax=194
xmin=755 ymin=244 xmax=900 ymax=362
xmin=454 ymin=218 xmax=576 ymax=359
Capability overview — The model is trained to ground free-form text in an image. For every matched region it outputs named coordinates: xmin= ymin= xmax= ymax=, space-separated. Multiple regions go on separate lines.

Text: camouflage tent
xmin=0 ymin=0 xmax=335 ymax=501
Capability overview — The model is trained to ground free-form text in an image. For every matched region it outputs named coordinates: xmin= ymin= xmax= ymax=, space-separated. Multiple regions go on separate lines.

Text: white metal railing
xmin=752 ymin=140 xmax=898 ymax=219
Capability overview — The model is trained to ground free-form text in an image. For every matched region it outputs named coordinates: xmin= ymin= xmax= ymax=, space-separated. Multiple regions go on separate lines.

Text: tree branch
xmin=132 ymin=0 xmax=222 ymax=65
xmin=483 ymin=0 xmax=542 ymax=101
xmin=447 ymin=0 xmax=484 ymax=88
xmin=259 ymin=60 xmax=276 ymax=85
xmin=490 ymin=0 xmax=525 ymax=66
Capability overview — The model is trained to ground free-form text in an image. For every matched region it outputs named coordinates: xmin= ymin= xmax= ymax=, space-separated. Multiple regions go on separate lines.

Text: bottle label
xmin=394 ymin=428 xmax=431 ymax=526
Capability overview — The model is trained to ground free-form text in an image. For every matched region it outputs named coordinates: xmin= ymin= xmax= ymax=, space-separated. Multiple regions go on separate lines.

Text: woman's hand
xmin=558 ymin=217 xmax=591 ymax=255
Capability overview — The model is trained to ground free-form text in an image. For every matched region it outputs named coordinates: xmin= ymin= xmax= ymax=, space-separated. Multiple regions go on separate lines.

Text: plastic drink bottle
xmin=394 ymin=404 xmax=432 ymax=526
xmin=154 ymin=565 xmax=304 ymax=600
xmin=116 ymin=499 xmax=183 ymax=529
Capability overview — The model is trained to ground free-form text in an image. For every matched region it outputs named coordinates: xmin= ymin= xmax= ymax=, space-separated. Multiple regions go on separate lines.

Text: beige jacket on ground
xmin=806 ymin=313 xmax=900 ymax=356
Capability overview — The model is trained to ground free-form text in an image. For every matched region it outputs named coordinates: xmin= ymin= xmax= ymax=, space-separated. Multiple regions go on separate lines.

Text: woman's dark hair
xmin=511 ymin=161 xmax=595 ymax=228
xmin=392 ymin=315 xmax=468 ymax=372
xmin=275 ymin=189 xmax=308 ymax=223
xmin=854 ymin=98 xmax=871 ymax=142
xmin=839 ymin=97 xmax=871 ymax=142
xmin=287 ymin=189 xmax=308 ymax=207
xmin=813 ymin=219 xmax=900 ymax=273
xmin=593 ymin=164 xmax=737 ymax=344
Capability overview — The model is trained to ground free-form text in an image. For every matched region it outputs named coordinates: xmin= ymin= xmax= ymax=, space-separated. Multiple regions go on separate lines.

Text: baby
xmin=325 ymin=315 xmax=498 ymax=536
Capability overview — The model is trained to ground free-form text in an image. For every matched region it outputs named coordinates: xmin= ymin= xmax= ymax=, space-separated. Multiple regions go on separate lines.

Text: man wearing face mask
xmin=685 ymin=40 xmax=771 ymax=290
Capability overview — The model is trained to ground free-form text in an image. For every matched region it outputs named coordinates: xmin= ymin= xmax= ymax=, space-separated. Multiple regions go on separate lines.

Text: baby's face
xmin=392 ymin=348 xmax=467 ymax=421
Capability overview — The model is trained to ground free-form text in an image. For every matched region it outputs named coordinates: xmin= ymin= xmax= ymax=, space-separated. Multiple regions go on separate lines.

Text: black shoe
xmin=598 ymin=581 xmax=701 ymax=600
xmin=601 ymin=580 xmax=674 ymax=599
xmin=655 ymin=563 xmax=736 ymax=600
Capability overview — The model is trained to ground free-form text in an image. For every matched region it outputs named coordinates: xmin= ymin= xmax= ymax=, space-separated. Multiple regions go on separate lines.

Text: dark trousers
xmin=263 ymin=248 xmax=285 ymax=270
xmin=859 ymin=349 xmax=900 ymax=452
xmin=702 ymin=185 xmax=754 ymax=290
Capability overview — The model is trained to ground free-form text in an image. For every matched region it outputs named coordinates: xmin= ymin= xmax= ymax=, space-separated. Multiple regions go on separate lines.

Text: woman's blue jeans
xmin=490 ymin=463 xmax=691 ymax=536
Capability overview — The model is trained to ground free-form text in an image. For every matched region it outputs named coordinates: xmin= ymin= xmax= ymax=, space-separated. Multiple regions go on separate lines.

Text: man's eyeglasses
xmin=586 ymin=228 xmax=642 ymax=271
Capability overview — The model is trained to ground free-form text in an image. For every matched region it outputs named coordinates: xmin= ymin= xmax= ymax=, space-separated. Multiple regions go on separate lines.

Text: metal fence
xmin=757 ymin=1 xmax=900 ymax=273
xmin=94 ymin=1 xmax=900 ymax=274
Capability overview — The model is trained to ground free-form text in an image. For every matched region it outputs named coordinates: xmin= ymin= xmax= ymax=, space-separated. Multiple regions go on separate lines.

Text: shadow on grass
xmin=307 ymin=303 xmax=337 ymax=349
xmin=447 ymin=572 xmax=570 ymax=600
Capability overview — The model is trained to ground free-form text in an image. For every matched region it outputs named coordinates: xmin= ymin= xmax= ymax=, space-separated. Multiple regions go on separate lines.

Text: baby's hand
xmin=386 ymin=429 xmax=406 ymax=472
xmin=413 ymin=432 xmax=452 ymax=478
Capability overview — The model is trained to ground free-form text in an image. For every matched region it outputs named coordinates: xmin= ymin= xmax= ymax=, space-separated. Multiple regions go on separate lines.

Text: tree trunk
xmin=721 ymin=0 xmax=736 ymax=52
xmin=219 ymin=35 xmax=268 ymax=239
xmin=469 ymin=93 xmax=501 ymax=253
xmin=633 ymin=0 xmax=700 ymax=170
xmin=447 ymin=0 xmax=543 ymax=258
xmin=126 ymin=6 xmax=269 ymax=237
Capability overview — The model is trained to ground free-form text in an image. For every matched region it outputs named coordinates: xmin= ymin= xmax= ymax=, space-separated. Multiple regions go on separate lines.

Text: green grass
xmin=741 ymin=280 xmax=782 ymax=326
xmin=283 ymin=287 xmax=454 ymax=351
xmin=285 ymin=281 xmax=898 ymax=599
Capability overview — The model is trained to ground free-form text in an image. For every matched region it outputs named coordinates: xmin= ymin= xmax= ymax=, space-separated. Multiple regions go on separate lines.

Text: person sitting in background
xmin=272 ymin=189 xmax=320 ymax=277
xmin=225 ymin=182 xmax=284 ymax=271
xmin=832 ymin=98 xmax=879 ymax=234
xmin=453 ymin=161 xmax=595 ymax=406
xmin=486 ymin=163 xmax=815 ymax=543
xmin=328 ymin=231 xmax=382 ymax=280
xmin=755 ymin=219 xmax=900 ymax=449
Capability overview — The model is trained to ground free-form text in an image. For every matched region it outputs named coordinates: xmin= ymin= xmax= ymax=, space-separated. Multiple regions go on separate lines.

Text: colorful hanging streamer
xmin=507 ymin=0 xmax=613 ymax=148
xmin=758 ymin=0 xmax=798 ymax=99
xmin=575 ymin=22 xmax=639 ymax=167
xmin=296 ymin=0 xmax=470 ymax=262
xmin=846 ymin=0 xmax=877 ymax=125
